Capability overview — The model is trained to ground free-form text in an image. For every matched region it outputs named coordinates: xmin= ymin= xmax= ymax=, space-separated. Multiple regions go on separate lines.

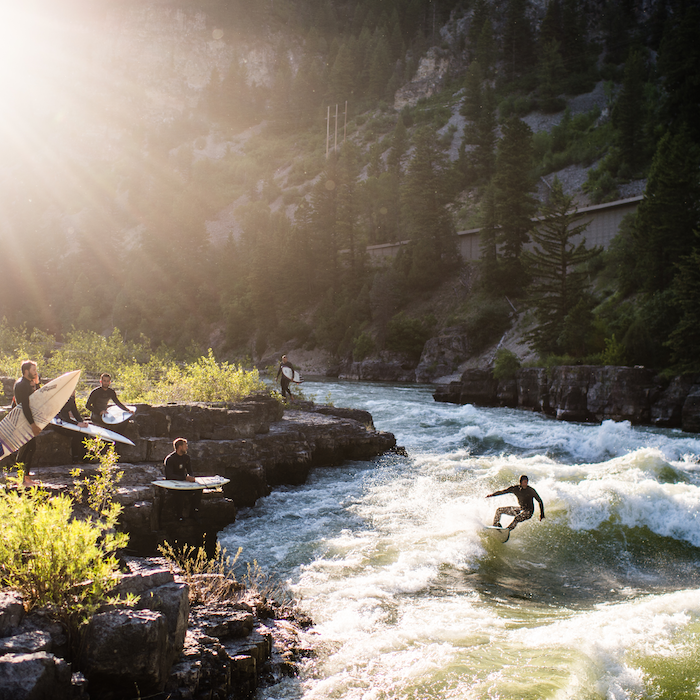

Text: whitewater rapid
xmin=220 ymin=380 xmax=700 ymax=700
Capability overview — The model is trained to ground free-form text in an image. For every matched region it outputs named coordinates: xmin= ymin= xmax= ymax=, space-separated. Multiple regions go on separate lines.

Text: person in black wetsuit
xmin=12 ymin=360 xmax=41 ymax=485
xmin=85 ymin=373 xmax=132 ymax=425
xmin=54 ymin=392 xmax=89 ymax=462
xmin=163 ymin=438 xmax=201 ymax=520
xmin=275 ymin=354 xmax=295 ymax=402
xmin=486 ymin=475 xmax=545 ymax=531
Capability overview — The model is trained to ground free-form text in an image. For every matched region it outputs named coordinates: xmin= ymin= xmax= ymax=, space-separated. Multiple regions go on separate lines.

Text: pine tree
xmin=503 ymin=0 xmax=535 ymax=80
xmin=631 ymin=129 xmax=700 ymax=295
xmin=667 ymin=243 xmax=700 ymax=371
xmin=657 ymin=4 xmax=700 ymax=142
xmin=537 ymin=39 xmax=566 ymax=113
xmin=475 ymin=19 xmax=496 ymax=77
xmin=493 ymin=117 xmax=536 ymax=294
xmin=478 ymin=184 xmax=499 ymax=292
xmin=524 ymin=179 xmax=601 ymax=356
xmin=401 ymin=127 xmax=458 ymax=290
xmin=468 ymin=0 xmax=489 ymax=61
xmin=612 ymin=49 xmax=648 ymax=174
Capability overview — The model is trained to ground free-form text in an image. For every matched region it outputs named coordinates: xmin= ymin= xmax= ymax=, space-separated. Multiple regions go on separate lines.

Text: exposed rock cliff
xmin=434 ymin=366 xmax=700 ymax=432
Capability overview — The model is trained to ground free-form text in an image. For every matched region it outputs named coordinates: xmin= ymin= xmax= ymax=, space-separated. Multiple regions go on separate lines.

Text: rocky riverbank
xmin=0 ymin=392 xmax=397 ymax=699
xmin=433 ymin=366 xmax=700 ymax=431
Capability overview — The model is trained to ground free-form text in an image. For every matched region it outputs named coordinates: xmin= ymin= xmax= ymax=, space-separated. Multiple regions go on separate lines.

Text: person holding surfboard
xmin=55 ymin=392 xmax=89 ymax=461
xmin=486 ymin=475 xmax=545 ymax=532
xmin=85 ymin=373 xmax=133 ymax=426
xmin=276 ymin=354 xmax=295 ymax=402
xmin=12 ymin=360 xmax=42 ymax=485
xmin=163 ymin=438 xmax=201 ymax=520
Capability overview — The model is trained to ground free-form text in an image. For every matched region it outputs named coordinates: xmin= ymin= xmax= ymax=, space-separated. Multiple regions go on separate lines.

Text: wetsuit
xmin=85 ymin=387 xmax=129 ymax=425
xmin=276 ymin=360 xmax=295 ymax=400
xmin=55 ymin=395 xmax=87 ymax=461
xmin=13 ymin=376 xmax=38 ymax=472
xmin=163 ymin=450 xmax=201 ymax=519
xmin=489 ymin=484 xmax=545 ymax=530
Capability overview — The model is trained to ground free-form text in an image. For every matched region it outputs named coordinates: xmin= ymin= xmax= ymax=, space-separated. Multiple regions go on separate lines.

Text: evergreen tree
xmin=468 ymin=0 xmax=489 ymax=61
xmin=503 ymin=0 xmax=535 ymax=80
xmin=328 ymin=39 xmax=357 ymax=103
xmin=493 ymin=117 xmax=536 ymax=294
xmin=475 ymin=19 xmax=496 ymax=77
xmin=478 ymin=185 xmax=499 ymax=292
xmin=537 ymin=39 xmax=566 ymax=113
xmin=368 ymin=35 xmax=392 ymax=101
xmin=612 ymin=49 xmax=648 ymax=174
xmin=667 ymin=241 xmax=700 ymax=371
xmin=524 ymin=179 xmax=601 ymax=356
xmin=657 ymin=5 xmax=700 ymax=142
xmin=401 ymin=127 xmax=458 ymax=290
xmin=631 ymin=129 xmax=700 ymax=295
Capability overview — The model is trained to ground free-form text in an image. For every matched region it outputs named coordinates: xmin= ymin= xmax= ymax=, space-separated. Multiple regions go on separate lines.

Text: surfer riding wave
xmin=486 ymin=475 xmax=545 ymax=531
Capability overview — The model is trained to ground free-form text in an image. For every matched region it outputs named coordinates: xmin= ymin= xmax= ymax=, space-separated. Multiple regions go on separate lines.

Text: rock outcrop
xmin=0 ymin=557 xmax=311 ymax=700
xmin=0 ymin=393 xmax=396 ymax=554
xmin=434 ymin=366 xmax=700 ymax=431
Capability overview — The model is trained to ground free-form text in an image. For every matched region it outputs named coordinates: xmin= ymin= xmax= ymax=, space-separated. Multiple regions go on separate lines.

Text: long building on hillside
xmin=363 ymin=195 xmax=643 ymax=263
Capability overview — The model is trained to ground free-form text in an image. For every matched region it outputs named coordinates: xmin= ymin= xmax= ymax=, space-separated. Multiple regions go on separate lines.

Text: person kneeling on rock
xmin=164 ymin=438 xmax=201 ymax=521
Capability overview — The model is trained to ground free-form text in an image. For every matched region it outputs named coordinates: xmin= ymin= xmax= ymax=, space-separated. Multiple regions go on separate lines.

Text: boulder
xmin=339 ymin=358 xmax=416 ymax=382
xmin=79 ymin=609 xmax=170 ymax=699
xmin=548 ymin=366 xmax=594 ymax=422
xmin=0 ymin=591 xmax=24 ymax=637
xmin=415 ymin=328 xmax=469 ymax=383
xmin=137 ymin=583 xmax=190 ymax=666
xmin=586 ymin=366 xmax=657 ymax=424
xmin=0 ymin=652 xmax=72 ymax=700
xmin=458 ymin=369 xmax=499 ymax=407
xmin=517 ymin=368 xmax=550 ymax=413
xmin=651 ymin=375 xmax=697 ymax=428
xmin=682 ymin=384 xmax=700 ymax=433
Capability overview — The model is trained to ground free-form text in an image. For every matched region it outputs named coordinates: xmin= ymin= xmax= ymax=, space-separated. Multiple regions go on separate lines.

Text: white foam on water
xmin=228 ymin=381 xmax=700 ymax=699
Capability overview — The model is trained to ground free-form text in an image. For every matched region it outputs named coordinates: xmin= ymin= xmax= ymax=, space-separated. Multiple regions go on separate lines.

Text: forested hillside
xmin=1 ymin=0 xmax=699 ymax=375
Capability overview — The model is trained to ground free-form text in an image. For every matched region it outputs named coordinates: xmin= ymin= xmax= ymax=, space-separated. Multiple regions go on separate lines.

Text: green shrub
xmin=463 ymin=298 xmax=512 ymax=353
xmin=492 ymin=349 xmax=521 ymax=380
xmin=385 ymin=313 xmax=435 ymax=361
xmin=353 ymin=332 xmax=375 ymax=362
xmin=0 ymin=441 xmax=129 ymax=619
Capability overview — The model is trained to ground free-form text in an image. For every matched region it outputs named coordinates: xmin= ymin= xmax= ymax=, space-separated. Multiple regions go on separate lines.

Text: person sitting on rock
xmin=163 ymin=437 xmax=201 ymax=521
xmin=85 ymin=373 xmax=132 ymax=425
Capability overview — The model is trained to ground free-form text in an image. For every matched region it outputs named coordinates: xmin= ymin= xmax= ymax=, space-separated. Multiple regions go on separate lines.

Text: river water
xmin=219 ymin=380 xmax=700 ymax=699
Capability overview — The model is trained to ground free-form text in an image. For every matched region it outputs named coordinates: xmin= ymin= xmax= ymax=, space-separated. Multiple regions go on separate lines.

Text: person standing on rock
xmin=486 ymin=475 xmax=545 ymax=532
xmin=276 ymin=354 xmax=295 ymax=402
xmin=85 ymin=373 xmax=132 ymax=425
xmin=163 ymin=438 xmax=201 ymax=521
xmin=11 ymin=360 xmax=41 ymax=485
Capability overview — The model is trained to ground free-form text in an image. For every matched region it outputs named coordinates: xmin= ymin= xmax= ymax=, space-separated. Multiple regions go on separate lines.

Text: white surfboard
xmin=152 ymin=475 xmax=230 ymax=491
xmin=281 ymin=366 xmax=303 ymax=383
xmin=101 ymin=404 xmax=136 ymax=425
xmin=51 ymin=416 xmax=135 ymax=446
xmin=0 ymin=370 xmax=81 ymax=461
xmin=485 ymin=525 xmax=510 ymax=543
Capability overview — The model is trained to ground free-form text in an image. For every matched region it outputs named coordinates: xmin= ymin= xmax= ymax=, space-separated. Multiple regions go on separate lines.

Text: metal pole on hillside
xmin=344 ymin=101 xmax=347 ymax=145
xmin=326 ymin=106 xmax=330 ymax=158
xmin=334 ymin=103 xmax=338 ymax=153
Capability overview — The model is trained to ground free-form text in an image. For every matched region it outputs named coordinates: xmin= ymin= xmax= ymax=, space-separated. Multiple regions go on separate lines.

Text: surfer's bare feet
xmin=22 ymin=477 xmax=37 ymax=486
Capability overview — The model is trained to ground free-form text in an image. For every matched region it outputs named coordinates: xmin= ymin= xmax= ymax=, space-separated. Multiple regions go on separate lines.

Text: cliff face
xmin=434 ymin=366 xmax=700 ymax=432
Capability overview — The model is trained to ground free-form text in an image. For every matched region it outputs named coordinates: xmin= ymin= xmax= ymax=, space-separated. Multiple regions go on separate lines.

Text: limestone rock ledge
xmin=434 ymin=366 xmax=700 ymax=431
xmin=0 ymin=395 xmax=396 ymax=554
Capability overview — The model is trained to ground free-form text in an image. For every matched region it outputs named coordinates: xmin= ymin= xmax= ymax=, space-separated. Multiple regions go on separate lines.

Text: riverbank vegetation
xmin=1 ymin=0 xmax=699 ymax=372
xmin=0 ymin=323 xmax=267 ymax=404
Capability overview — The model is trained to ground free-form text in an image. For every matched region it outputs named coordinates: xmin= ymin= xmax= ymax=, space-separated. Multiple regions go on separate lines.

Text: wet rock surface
xmin=434 ymin=366 xmax=700 ymax=432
